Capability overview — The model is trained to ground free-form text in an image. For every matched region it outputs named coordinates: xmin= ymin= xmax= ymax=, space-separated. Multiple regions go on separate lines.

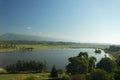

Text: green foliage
xmin=66 ymin=56 xmax=89 ymax=74
xmin=60 ymin=73 xmax=70 ymax=80
xmin=95 ymin=49 xmax=101 ymax=53
xmin=105 ymin=45 xmax=120 ymax=52
xmin=88 ymin=56 xmax=97 ymax=72
xmin=50 ymin=65 xmax=58 ymax=78
xmin=0 ymin=68 xmax=7 ymax=74
xmin=97 ymin=57 xmax=117 ymax=73
xmin=66 ymin=52 xmax=97 ymax=74
xmin=114 ymin=70 xmax=120 ymax=80
xmin=24 ymin=76 xmax=37 ymax=80
xmin=78 ymin=52 xmax=88 ymax=60
xmin=6 ymin=60 xmax=44 ymax=73
xmin=116 ymin=56 xmax=120 ymax=68
xmin=90 ymin=69 xmax=108 ymax=80
xmin=71 ymin=74 xmax=86 ymax=80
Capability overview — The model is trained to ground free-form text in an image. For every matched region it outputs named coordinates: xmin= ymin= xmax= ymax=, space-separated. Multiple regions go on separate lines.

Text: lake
xmin=0 ymin=48 xmax=109 ymax=70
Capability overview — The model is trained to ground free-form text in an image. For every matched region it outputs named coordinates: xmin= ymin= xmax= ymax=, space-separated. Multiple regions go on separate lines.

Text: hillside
xmin=0 ymin=33 xmax=61 ymax=41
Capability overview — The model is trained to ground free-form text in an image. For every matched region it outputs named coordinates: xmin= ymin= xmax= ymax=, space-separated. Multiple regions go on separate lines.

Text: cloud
xmin=27 ymin=27 xmax=32 ymax=30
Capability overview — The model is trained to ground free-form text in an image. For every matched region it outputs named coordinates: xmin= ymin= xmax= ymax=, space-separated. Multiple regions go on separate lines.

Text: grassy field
xmin=0 ymin=45 xmax=70 ymax=53
xmin=0 ymin=44 xmax=109 ymax=53
xmin=0 ymin=73 xmax=50 ymax=80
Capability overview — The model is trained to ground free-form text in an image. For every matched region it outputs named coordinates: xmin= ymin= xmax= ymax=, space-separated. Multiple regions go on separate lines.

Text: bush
xmin=0 ymin=68 xmax=7 ymax=74
xmin=90 ymin=69 xmax=114 ymax=80
xmin=50 ymin=65 xmax=58 ymax=78
xmin=71 ymin=74 xmax=86 ymax=80
xmin=12 ymin=74 xmax=27 ymax=80
xmin=24 ymin=76 xmax=37 ymax=80
xmin=60 ymin=73 xmax=70 ymax=80
xmin=114 ymin=70 xmax=120 ymax=80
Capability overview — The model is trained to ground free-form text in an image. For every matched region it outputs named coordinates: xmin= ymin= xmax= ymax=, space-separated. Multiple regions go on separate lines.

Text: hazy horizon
xmin=1 ymin=0 xmax=120 ymax=44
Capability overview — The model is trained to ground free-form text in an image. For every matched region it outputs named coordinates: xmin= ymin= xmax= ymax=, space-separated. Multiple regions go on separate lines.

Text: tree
xmin=90 ymin=69 xmax=108 ymax=80
xmin=116 ymin=56 xmax=120 ymax=68
xmin=97 ymin=57 xmax=116 ymax=73
xmin=6 ymin=60 xmax=44 ymax=73
xmin=78 ymin=52 xmax=88 ymax=60
xmin=71 ymin=74 xmax=86 ymax=80
xmin=88 ymin=56 xmax=97 ymax=72
xmin=66 ymin=52 xmax=89 ymax=74
xmin=50 ymin=65 xmax=58 ymax=78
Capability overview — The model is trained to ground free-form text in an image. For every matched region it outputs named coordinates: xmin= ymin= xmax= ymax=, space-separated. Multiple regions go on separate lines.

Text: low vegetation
xmin=104 ymin=45 xmax=120 ymax=58
xmin=0 ymin=73 xmax=50 ymax=80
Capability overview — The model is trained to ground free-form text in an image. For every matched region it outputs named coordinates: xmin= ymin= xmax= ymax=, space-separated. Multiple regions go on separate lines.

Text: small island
xmin=95 ymin=49 xmax=101 ymax=54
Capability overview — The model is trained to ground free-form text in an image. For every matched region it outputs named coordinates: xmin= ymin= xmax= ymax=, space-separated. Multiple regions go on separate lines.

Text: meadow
xmin=0 ymin=73 xmax=50 ymax=80
xmin=0 ymin=44 xmax=109 ymax=53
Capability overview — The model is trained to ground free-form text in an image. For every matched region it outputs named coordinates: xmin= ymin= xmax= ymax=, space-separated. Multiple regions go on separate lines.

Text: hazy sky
xmin=0 ymin=0 xmax=120 ymax=44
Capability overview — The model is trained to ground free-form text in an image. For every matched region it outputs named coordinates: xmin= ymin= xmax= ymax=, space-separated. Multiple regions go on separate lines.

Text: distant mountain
xmin=0 ymin=33 xmax=63 ymax=41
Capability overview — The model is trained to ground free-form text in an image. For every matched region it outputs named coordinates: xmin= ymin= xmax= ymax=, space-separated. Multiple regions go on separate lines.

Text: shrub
xmin=50 ymin=65 xmax=58 ymax=78
xmin=60 ymin=73 xmax=70 ymax=80
xmin=71 ymin=74 xmax=86 ymax=80
xmin=24 ymin=76 xmax=37 ymax=80
xmin=90 ymin=69 xmax=114 ymax=80
xmin=0 ymin=68 xmax=7 ymax=74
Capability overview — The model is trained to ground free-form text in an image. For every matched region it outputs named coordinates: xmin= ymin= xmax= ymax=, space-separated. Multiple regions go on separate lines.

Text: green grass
xmin=0 ymin=44 xmax=109 ymax=53
xmin=17 ymin=44 xmax=70 ymax=50
xmin=0 ymin=45 xmax=70 ymax=53
xmin=0 ymin=73 xmax=50 ymax=80
xmin=0 ymin=48 xmax=16 ymax=53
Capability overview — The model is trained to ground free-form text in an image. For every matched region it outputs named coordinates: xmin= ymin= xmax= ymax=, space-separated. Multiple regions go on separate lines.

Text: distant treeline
xmin=0 ymin=40 xmax=80 ymax=45
xmin=6 ymin=60 xmax=47 ymax=73
xmin=105 ymin=45 xmax=120 ymax=52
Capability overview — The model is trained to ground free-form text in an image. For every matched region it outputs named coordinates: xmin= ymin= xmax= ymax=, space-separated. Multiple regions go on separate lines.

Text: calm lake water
xmin=0 ymin=48 xmax=108 ymax=70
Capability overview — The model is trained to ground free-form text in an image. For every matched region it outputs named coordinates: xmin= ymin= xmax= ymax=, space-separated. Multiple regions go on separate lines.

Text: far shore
xmin=0 ymin=44 xmax=108 ymax=53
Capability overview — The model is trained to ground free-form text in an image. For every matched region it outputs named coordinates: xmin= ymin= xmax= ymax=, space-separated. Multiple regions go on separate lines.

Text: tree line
xmin=0 ymin=40 xmax=79 ymax=46
xmin=3 ymin=51 xmax=120 ymax=80
xmin=6 ymin=60 xmax=47 ymax=73
xmin=64 ymin=52 xmax=120 ymax=80
xmin=105 ymin=45 xmax=120 ymax=52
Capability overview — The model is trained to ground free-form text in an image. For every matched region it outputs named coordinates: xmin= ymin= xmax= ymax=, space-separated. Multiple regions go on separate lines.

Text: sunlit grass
xmin=0 ymin=44 xmax=109 ymax=53
xmin=17 ymin=44 xmax=70 ymax=50
xmin=0 ymin=48 xmax=16 ymax=53
xmin=0 ymin=73 xmax=50 ymax=80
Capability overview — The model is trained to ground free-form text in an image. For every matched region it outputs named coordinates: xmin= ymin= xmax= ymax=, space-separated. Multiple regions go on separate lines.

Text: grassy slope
xmin=109 ymin=51 xmax=120 ymax=59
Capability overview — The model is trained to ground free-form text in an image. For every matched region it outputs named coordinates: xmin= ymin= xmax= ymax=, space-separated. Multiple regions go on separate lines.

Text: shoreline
xmin=0 ymin=44 xmax=107 ymax=53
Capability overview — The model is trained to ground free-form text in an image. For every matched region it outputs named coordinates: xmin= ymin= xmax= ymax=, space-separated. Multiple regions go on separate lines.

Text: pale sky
xmin=0 ymin=0 xmax=120 ymax=44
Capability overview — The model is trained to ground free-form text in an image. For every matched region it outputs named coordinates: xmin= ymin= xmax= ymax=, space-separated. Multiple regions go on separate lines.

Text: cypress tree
xmin=50 ymin=65 xmax=58 ymax=78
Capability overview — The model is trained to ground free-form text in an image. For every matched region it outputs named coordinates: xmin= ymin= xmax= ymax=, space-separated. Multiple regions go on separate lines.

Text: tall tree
xmin=97 ymin=57 xmax=116 ymax=73
xmin=90 ymin=69 xmax=108 ymax=80
xmin=78 ymin=52 xmax=88 ymax=60
xmin=88 ymin=56 xmax=97 ymax=72
xmin=66 ymin=52 xmax=89 ymax=74
xmin=50 ymin=65 xmax=58 ymax=78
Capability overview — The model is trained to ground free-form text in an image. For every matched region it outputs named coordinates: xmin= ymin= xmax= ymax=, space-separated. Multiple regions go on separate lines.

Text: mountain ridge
xmin=0 ymin=33 xmax=63 ymax=41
